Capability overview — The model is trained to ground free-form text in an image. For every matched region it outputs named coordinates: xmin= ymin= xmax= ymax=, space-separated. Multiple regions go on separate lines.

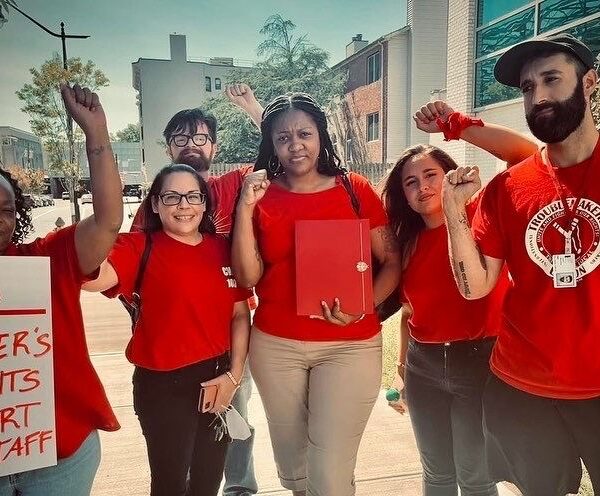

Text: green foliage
xmin=16 ymin=54 xmax=109 ymax=184
xmin=113 ymin=123 xmax=140 ymax=142
xmin=205 ymin=14 xmax=346 ymax=163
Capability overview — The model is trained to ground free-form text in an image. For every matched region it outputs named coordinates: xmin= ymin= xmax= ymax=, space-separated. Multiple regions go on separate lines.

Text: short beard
xmin=175 ymin=149 xmax=212 ymax=172
xmin=526 ymin=79 xmax=586 ymax=144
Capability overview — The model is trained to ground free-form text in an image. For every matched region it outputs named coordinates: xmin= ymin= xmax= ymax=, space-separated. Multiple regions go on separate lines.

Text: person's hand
xmin=413 ymin=101 xmax=455 ymax=133
xmin=225 ymin=83 xmax=258 ymax=111
xmin=387 ymin=372 xmax=408 ymax=415
xmin=238 ymin=170 xmax=270 ymax=208
xmin=201 ymin=374 xmax=237 ymax=414
xmin=310 ymin=298 xmax=364 ymax=326
xmin=442 ymin=166 xmax=481 ymax=210
xmin=60 ymin=83 xmax=107 ymax=135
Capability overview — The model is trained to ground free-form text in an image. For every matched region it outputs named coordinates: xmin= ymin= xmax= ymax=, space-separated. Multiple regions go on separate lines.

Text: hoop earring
xmin=319 ymin=148 xmax=330 ymax=166
xmin=268 ymin=157 xmax=283 ymax=175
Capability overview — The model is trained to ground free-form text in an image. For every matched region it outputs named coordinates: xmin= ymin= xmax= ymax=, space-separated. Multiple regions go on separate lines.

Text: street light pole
xmin=1 ymin=0 xmax=89 ymax=223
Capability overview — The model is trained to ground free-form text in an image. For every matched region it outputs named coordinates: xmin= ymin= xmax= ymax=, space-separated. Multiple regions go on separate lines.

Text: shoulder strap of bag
xmin=132 ymin=232 xmax=153 ymax=297
xmin=339 ymin=171 xmax=361 ymax=218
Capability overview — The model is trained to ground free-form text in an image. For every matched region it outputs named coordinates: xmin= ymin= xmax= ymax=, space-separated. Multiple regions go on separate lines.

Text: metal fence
xmin=212 ymin=162 xmax=392 ymax=186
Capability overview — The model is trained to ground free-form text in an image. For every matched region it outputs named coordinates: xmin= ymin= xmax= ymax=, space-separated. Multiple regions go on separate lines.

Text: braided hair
xmin=0 ymin=168 xmax=34 ymax=245
xmin=255 ymin=93 xmax=345 ymax=180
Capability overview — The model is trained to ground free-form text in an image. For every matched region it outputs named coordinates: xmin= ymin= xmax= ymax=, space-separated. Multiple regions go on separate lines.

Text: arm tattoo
xmin=380 ymin=227 xmax=399 ymax=253
xmin=457 ymin=261 xmax=471 ymax=297
xmin=88 ymin=144 xmax=107 ymax=157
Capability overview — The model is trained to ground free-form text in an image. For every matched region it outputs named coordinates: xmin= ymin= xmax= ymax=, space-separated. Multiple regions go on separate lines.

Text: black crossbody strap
xmin=132 ymin=232 xmax=153 ymax=297
xmin=339 ymin=172 xmax=361 ymax=218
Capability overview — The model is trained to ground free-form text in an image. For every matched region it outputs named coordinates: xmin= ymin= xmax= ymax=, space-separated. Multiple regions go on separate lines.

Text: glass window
xmin=215 ymin=78 xmax=222 ymax=90
xmin=367 ymin=113 xmax=380 ymax=141
xmin=475 ymin=56 xmax=521 ymax=108
xmin=367 ymin=53 xmax=381 ymax=84
xmin=539 ymin=0 xmax=600 ymax=34
xmin=477 ymin=7 xmax=535 ymax=57
xmin=565 ymin=16 xmax=600 ymax=58
xmin=477 ymin=0 xmax=531 ymax=26
xmin=205 ymin=76 xmax=211 ymax=92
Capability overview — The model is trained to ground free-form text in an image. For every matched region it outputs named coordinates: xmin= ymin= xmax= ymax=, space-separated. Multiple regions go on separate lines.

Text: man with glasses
xmin=132 ymin=83 xmax=263 ymax=496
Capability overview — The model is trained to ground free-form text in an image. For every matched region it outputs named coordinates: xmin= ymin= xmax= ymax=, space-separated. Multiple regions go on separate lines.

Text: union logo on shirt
xmin=525 ymin=198 xmax=600 ymax=281
xmin=221 ymin=266 xmax=237 ymax=289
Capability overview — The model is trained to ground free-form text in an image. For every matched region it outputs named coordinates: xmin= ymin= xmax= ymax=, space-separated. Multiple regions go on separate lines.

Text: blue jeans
xmin=223 ymin=364 xmax=258 ymax=496
xmin=0 ymin=430 xmax=100 ymax=496
xmin=405 ymin=338 xmax=498 ymax=496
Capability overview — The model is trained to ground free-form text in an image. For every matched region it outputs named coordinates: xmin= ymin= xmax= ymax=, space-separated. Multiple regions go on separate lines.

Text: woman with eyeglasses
xmin=84 ymin=164 xmax=251 ymax=496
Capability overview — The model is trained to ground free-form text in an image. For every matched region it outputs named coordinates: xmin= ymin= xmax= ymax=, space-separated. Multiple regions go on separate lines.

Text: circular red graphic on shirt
xmin=525 ymin=198 xmax=600 ymax=281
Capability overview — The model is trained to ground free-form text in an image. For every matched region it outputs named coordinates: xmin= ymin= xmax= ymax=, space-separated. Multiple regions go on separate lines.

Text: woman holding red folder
xmin=232 ymin=92 xmax=401 ymax=496
xmin=383 ymin=101 xmax=537 ymax=496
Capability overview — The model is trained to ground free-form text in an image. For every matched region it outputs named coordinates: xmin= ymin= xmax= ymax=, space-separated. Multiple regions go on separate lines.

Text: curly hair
xmin=255 ymin=92 xmax=345 ymax=180
xmin=0 ymin=168 xmax=34 ymax=245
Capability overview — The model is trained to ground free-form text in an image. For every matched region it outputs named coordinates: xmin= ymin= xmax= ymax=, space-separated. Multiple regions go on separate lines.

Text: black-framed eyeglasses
xmin=158 ymin=191 xmax=206 ymax=206
xmin=169 ymin=133 xmax=213 ymax=147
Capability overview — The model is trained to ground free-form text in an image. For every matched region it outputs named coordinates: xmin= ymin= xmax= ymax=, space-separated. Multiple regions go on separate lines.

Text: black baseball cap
xmin=494 ymin=33 xmax=595 ymax=88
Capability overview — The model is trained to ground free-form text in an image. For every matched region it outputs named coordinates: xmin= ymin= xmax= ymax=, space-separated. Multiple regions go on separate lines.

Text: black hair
xmin=255 ymin=92 xmax=345 ymax=180
xmin=142 ymin=164 xmax=216 ymax=235
xmin=163 ymin=108 xmax=218 ymax=145
xmin=383 ymin=145 xmax=458 ymax=263
xmin=0 ymin=168 xmax=34 ymax=245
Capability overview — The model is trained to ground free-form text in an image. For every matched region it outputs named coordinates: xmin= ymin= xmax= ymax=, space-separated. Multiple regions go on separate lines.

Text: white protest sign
xmin=0 ymin=257 xmax=56 ymax=476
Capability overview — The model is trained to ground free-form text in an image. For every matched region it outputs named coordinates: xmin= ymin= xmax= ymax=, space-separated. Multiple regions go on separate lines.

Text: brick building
xmin=329 ymin=0 xmax=449 ymax=166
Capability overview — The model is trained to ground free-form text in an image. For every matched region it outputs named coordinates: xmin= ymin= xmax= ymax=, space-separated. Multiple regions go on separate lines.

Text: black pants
xmin=405 ymin=337 xmax=498 ymax=496
xmin=133 ymin=355 xmax=230 ymax=496
xmin=483 ymin=374 xmax=600 ymax=496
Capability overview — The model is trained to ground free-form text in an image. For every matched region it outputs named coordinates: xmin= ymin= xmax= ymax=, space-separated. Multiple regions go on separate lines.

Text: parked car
xmin=43 ymin=196 xmax=55 ymax=206
xmin=32 ymin=196 xmax=44 ymax=208
xmin=23 ymin=194 xmax=34 ymax=209
xmin=81 ymin=193 xmax=93 ymax=204
xmin=61 ymin=191 xmax=70 ymax=200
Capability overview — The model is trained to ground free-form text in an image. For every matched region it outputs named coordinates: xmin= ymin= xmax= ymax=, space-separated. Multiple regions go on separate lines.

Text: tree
xmin=205 ymin=15 xmax=346 ymax=163
xmin=16 ymin=54 xmax=109 ymax=194
xmin=113 ymin=123 xmax=140 ymax=142
xmin=2 ymin=164 xmax=45 ymax=193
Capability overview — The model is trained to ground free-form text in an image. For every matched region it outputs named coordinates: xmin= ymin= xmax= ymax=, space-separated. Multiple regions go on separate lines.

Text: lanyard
xmin=543 ymin=148 xmax=592 ymax=226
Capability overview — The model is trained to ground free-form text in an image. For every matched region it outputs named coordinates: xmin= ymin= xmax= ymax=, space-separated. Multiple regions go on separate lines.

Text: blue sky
xmin=1 ymin=0 xmax=407 ymax=134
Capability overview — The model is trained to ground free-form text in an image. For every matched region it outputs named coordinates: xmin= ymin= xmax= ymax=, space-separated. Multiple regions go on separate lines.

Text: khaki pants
xmin=249 ymin=327 xmax=382 ymax=496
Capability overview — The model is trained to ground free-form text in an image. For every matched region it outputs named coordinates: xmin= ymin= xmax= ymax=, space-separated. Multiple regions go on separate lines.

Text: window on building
xmin=477 ymin=0 xmax=531 ymax=26
xmin=205 ymin=77 xmax=212 ymax=92
xmin=215 ymin=78 xmax=222 ymax=90
xmin=345 ymin=139 xmax=354 ymax=164
xmin=367 ymin=52 xmax=381 ymax=84
xmin=474 ymin=0 xmax=600 ymax=109
xmin=367 ymin=113 xmax=380 ymax=142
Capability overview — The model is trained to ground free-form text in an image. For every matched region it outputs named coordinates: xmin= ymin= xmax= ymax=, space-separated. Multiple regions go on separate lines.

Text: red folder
xmin=295 ymin=219 xmax=374 ymax=316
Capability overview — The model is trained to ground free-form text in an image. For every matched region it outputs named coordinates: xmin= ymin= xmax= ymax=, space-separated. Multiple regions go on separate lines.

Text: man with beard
xmin=441 ymin=33 xmax=600 ymax=496
xmin=131 ymin=83 xmax=263 ymax=496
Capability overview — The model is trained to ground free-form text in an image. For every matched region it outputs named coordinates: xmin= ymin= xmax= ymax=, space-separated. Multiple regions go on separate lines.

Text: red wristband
xmin=436 ymin=112 xmax=484 ymax=141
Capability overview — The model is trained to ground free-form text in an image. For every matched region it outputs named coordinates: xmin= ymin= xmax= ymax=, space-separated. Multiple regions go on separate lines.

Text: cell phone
xmin=199 ymin=384 xmax=218 ymax=413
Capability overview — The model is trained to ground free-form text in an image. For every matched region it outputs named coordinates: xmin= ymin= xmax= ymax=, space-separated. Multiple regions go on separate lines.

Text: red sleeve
xmin=103 ymin=233 xmax=146 ymax=298
xmin=349 ymin=173 xmax=388 ymax=229
xmin=38 ymin=225 xmax=100 ymax=282
xmin=233 ymin=286 xmax=253 ymax=302
xmin=471 ymin=178 xmax=505 ymax=259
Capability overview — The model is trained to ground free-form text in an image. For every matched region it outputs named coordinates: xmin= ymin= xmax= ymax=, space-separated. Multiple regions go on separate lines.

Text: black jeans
xmin=483 ymin=374 xmax=600 ymax=496
xmin=133 ymin=355 xmax=230 ymax=496
xmin=405 ymin=337 xmax=498 ymax=496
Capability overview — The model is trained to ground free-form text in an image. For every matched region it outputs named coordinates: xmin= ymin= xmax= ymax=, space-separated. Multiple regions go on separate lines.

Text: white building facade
xmin=132 ymin=34 xmax=252 ymax=179
xmin=433 ymin=0 xmax=600 ymax=183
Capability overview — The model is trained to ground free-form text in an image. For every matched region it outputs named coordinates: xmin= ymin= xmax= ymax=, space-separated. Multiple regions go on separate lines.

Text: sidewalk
xmin=83 ymin=292 xmax=518 ymax=495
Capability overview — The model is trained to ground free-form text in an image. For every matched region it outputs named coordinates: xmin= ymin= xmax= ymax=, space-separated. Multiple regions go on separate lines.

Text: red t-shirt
xmin=105 ymin=232 xmax=251 ymax=370
xmin=5 ymin=226 xmax=120 ymax=458
xmin=253 ymin=173 xmax=388 ymax=341
xmin=402 ymin=198 xmax=508 ymax=343
xmin=472 ymin=137 xmax=600 ymax=399
xmin=131 ymin=166 xmax=253 ymax=235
